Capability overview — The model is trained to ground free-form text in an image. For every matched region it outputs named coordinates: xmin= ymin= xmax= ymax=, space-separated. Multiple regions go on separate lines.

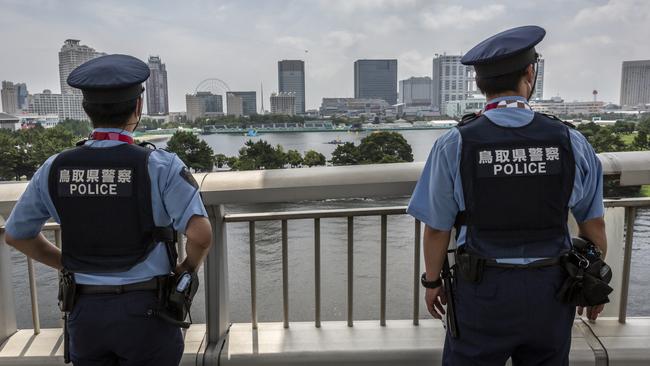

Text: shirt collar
xmin=486 ymin=95 xmax=528 ymax=104
xmin=91 ymin=127 xmax=134 ymax=137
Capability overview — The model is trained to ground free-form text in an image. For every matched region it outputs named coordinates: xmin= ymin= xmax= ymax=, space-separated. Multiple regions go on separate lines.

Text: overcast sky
xmin=1 ymin=0 xmax=649 ymax=112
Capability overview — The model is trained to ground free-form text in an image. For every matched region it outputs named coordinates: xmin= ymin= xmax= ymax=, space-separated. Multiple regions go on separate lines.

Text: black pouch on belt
xmin=455 ymin=249 xmax=485 ymax=283
xmin=58 ymin=270 xmax=77 ymax=313
xmin=157 ymin=271 xmax=200 ymax=328
xmin=556 ymin=238 xmax=613 ymax=306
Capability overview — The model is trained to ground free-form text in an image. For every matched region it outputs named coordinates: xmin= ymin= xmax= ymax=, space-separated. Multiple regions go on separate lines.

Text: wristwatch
xmin=421 ymin=272 xmax=443 ymax=289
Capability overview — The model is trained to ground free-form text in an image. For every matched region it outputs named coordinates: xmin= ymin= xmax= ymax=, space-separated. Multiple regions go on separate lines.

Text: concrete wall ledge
xmin=1 ymin=319 xmax=649 ymax=365
xmin=220 ymin=319 xmax=617 ymax=366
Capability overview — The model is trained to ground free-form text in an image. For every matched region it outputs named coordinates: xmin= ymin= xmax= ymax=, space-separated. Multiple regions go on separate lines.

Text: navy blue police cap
xmin=67 ymin=54 xmax=150 ymax=104
xmin=461 ymin=25 xmax=545 ymax=78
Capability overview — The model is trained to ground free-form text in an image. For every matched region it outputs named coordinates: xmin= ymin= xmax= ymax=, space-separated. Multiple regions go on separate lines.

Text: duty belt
xmin=76 ymin=277 xmax=161 ymax=295
xmin=455 ymin=249 xmax=561 ymax=283
xmin=483 ymin=256 xmax=561 ymax=269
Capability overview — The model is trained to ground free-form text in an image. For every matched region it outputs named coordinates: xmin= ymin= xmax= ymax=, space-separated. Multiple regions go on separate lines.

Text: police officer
xmin=4 ymin=54 xmax=213 ymax=365
xmin=407 ymin=26 xmax=608 ymax=365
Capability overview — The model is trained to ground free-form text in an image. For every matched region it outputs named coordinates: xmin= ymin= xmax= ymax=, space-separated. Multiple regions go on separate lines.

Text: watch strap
xmin=421 ymin=272 xmax=443 ymax=289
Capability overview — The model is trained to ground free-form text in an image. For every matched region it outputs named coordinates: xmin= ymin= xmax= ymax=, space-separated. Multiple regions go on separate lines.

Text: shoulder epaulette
xmin=537 ymin=112 xmax=575 ymax=129
xmin=458 ymin=112 xmax=481 ymax=126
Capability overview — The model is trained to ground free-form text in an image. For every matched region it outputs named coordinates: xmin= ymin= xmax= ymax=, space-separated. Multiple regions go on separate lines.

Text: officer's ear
xmin=525 ymin=64 xmax=535 ymax=84
xmin=135 ymin=97 xmax=143 ymax=119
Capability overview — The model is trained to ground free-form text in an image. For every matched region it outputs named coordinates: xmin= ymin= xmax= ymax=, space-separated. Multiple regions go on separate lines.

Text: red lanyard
xmin=90 ymin=131 xmax=134 ymax=144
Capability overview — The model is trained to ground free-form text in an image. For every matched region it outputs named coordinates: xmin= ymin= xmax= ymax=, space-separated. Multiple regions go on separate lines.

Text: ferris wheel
xmin=195 ymin=78 xmax=231 ymax=95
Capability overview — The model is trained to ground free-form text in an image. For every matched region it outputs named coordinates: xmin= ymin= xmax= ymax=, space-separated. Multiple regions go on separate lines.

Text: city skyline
xmin=1 ymin=0 xmax=649 ymax=111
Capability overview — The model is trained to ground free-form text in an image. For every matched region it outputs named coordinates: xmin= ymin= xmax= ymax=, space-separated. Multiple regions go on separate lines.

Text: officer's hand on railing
xmin=425 ymin=285 xmax=447 ymax=319
xmin=578 ymin=304 xmax=605 ymax=322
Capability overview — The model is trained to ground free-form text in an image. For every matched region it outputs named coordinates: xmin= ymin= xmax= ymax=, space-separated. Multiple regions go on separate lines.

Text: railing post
xmin=0 ymin=220 xmax=18 ymax=345
xmin=619 ymin=206 xmax=636 ymax=324
xmin=202 ymin=205 xmax=230 ymax=366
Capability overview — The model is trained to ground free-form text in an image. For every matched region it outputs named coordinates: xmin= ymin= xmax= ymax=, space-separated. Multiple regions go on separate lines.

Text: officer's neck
xmin=115 ymin=114 xmax=139 ymax=133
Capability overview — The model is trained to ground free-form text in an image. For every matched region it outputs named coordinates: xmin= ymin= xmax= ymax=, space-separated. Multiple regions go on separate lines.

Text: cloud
xmin=573 ymin=0 xmax=650 ymax=25
xmin=274 ymin=36 xmax=311 ymax=52
xmin=323 ymin=31 xmax=367 ymax=50
xmin=421 ymin=4 xmax=506 ymax=30
xmin=321 ymin=0 xmax=422 ymax=14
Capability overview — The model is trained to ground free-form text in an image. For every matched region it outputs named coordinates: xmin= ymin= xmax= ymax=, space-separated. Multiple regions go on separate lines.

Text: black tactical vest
xmin=48 ymin=143 xmax=171 ymax=273
xmin=457 ymin=113 xmax=575 ymax=259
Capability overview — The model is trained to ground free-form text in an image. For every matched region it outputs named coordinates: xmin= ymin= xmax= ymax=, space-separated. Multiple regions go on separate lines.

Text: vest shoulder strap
xmin=537 ymin=112 xmax=576 ymax=129
xmin=138 ymin=141 xmax=158 ymax=150
xmin=458 ymin=112 xmax=481 ymax=126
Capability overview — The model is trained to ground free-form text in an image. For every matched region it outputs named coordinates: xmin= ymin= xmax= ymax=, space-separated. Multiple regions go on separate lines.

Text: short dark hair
xmin=82 ymin=98 xmax=138 ymax=128
xmin=475 ymin=65 xmax=529 ymax=95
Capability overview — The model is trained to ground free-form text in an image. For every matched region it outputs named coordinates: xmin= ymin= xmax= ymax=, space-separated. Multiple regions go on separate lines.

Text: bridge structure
xmin=1 ymin=151 xmax=650 ymax=365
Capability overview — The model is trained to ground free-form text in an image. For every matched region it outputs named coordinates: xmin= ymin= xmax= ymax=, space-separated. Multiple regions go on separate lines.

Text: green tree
xmin=286 ymin=149 xmax=303 ymax=168
xmin=590 ymin=128 xmax=627 ymax=153
xmin=31 ymin=126 xmax=77 ymax=165
xmin=632 ymin=131 xmax=650 ymax=150
xmin=637 ymin=117 xmax=650 ymax=135
xmin=330 ymin=142 xmax=361 ymax=166
xmin=358 ymin=131 xmax=413 ymax=163
xmin=303 ymin=150 xmax=326 ymax=167
xmin=214 ymin=153 xmax=228 ymax=169
xmin=612 ymin=120 xmax=635 ymax=134
xmin=166 ymin=131 xmax=215 ymax=172
xmin=58 ymin=119 xmax=92 ymax=136
xmin=232 ymin=140 xmax=287 ymax=170
xmin=0 ymin=131 xmax=20 ymax=180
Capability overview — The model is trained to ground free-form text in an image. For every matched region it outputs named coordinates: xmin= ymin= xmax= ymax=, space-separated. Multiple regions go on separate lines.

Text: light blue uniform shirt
xmin=5 ymin=128 xmax=208 ymax=285
xmin=407 ymin=96 xmax=604 ymax=264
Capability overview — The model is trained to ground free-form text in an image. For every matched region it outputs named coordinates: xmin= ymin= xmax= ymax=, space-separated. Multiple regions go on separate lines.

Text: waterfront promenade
xmin=1 ymin=152 xmax=650 ymax=365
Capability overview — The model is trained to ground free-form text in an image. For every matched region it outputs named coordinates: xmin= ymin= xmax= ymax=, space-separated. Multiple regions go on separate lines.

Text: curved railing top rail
xmin=1 ymin=151 xmax=650 ymax=213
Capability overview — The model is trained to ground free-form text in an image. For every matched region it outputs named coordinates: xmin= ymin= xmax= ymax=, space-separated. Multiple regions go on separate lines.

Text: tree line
xmin=2 ymin=115 xmax=649 ymax=200
xmin=168 ymin=130 xmax=414 ymax=172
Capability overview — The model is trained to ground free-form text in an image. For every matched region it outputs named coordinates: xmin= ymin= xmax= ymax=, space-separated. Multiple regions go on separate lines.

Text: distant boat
xmin=246 ymin=129 xmax=258 ymax=137
xmin=325 ymin=138 xmax=344 ymax=145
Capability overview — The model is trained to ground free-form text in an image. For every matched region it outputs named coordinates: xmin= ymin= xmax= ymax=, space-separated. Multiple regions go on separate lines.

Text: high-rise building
xmin=278 ymin=60 xmax=305 ymax=114
xmin=58 ymin=39 xmax=105 ymax=95
xmin=27 ymin=89 xmax=87 ymax=120
xmin=320 ymin=98 xmax=390 ymax=117
xmin=620 ymin=60 xmax=650 ymax=106
xmin=399 ymin=77 xmax=432 ymax=106
xmin=186 ymin=92 xmax=223 ymax=122
xmin=532 ymin=58 xmax=545 ymax=100
xmin=226 ymin=93 xmax=243 ymax=117
xmin=431 ymin=54 xmax=476 ymax=110
xmin=145 ymin=56 xmax=169 ymax=115
xmin=1 ymin=81 xmax=18 ymax=114
xmin=354 ymin=59 xmax=398 ymax=105
xmin=228 ymin=91 xmax=257 ymax=116
xmin=270 ymin=92 xmax=296 ymax=115
xmin=16 ymin=83 xmax=28 ymax=110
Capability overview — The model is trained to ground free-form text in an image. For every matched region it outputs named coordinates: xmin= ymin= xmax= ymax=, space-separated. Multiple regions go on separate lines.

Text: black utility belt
xmin=483 ymin=257 xmax=560 ymax=269
xmin=76 ymin=276 xmax=161 ymax=295
xmin=455 ymin=250 xmax=560 ymax=283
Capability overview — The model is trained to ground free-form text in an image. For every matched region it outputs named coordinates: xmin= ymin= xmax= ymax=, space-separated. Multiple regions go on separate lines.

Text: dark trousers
xmin=443 ymin=266 xmax=575 ymax=366
xmin=68 ymin=291 xmax=184 ymax=366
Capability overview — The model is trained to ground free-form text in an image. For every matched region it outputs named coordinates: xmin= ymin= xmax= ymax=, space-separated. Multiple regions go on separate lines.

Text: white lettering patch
xmin=476 ymin=146 xmax=562 ymax=178
xmin=57 ymin=167 xmax=133 ymax=197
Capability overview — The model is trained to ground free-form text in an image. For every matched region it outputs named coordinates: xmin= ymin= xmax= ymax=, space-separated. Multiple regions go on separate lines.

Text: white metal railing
xmin=1 ymin=152 xmax=650 ymax=366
